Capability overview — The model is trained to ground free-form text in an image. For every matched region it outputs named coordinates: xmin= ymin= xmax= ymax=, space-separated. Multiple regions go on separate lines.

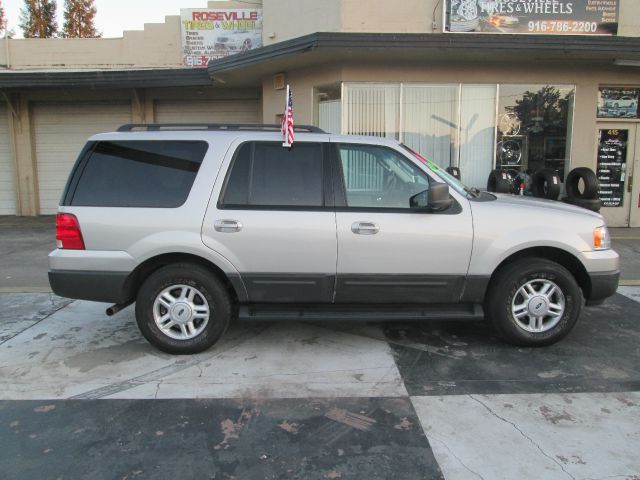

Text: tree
xmin=63 ymin=0 xmax=100 ymax=38
xmin=20 ymin=0 xmax=58 ymax=38
xmin=0 ymin=1 xmax=6 ymax=37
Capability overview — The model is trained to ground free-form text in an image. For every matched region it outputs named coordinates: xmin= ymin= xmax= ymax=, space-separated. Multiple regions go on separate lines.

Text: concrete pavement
xmin=1 ymin=290 xmax=639 ymax=479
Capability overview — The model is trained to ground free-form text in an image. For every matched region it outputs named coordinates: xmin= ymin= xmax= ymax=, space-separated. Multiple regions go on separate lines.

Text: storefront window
xmin=315 ymin=83 xmax=342 ymax=134
xmin=342 ymin=83 xmax=400 ymax=140
xmin=459 ymin=85 xmax=497 ymax=188
xmin=339 ymin=82 xmax=575 ymax=189
xmin=401 ymin=84 xmax=458 ymax=170
xmin=497 ymin=85 xmax=575 ymax=181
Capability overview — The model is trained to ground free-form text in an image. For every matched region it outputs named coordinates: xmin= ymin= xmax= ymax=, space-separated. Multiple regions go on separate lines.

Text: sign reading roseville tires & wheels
xmin=596 ymin=129 xmax=628 ymax=208
xmin=181 ymin=9 xmax=263 ymax=68
xmin=445 ymin=0 xmax=619 ymax=35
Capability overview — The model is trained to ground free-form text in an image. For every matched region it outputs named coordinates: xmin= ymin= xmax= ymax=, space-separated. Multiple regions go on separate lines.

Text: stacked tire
xmin=487 ymin=170 xmax=513 ymax=194
xmin=562 ymin=167 xmax=602 ymax=212
xmin=531 ymin=168 xmax=561 ymax=201
xmin=446 ymin=166 xmax=461 ymax=180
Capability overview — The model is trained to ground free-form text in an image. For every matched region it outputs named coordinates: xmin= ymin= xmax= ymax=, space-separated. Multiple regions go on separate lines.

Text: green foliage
xmin=0 ymin=1 xmax=5 ymax=36
xmin=20 ymin=0 xmax=58 ymax=38
xmin=63 ymin=0 xmax=100 ymax=38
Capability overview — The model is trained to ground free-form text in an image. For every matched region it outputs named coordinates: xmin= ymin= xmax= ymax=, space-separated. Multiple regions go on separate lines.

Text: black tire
xmin=531 ymin=168 xmax=561 ymax=200
xmin=135 ymin=263 xmax=231 ymax=354
xmin=487 ymin=170 xmax=512 ymax=194
xmin=485 ymin=258 xmax=583 ymax=347
xmin=565 ymin=167 xmax=599 ymax=199
xmin=562 ymin=196 xmax=603 ymax=213
xmin=446 ymin=166 xmax=461 ymax=180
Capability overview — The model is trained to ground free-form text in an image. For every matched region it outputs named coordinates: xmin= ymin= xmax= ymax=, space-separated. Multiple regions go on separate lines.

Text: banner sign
xmin=181 ymin=8 xmax=263 ymax=68
xmin=598 ymin=88 xmax=640 ymax=119
xmin=445 ymin=0 xmax=619 ymax=35
xmin=596 ymin=129 xmax=628 ymax=208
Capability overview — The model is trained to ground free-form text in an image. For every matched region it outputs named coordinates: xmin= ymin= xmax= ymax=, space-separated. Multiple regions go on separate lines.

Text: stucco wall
xmin=262 ymin=0 xmax=341 ymax=45
xmin=0 ymin=17 xmax=182 ymax=70
xmin=342 ymin=0 xmax=440 ymax=33
xmin=262 ymin=67 xmax=343 ymax=124
xmin=619 ymin=0 xmax=640 ymax=37
xmin=0 ymin=0 xmax=261 ymax=70
xmin=0 ymin=0 xmax=638 ymax=70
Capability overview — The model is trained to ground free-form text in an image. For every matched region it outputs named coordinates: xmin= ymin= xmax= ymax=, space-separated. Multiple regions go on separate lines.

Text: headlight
xmin=593 ymin=225 xmax=611 ymax=251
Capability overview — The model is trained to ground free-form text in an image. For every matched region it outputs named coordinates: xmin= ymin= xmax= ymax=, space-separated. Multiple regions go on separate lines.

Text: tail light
xmin=56 ymin=214 xmax=85 ymax=250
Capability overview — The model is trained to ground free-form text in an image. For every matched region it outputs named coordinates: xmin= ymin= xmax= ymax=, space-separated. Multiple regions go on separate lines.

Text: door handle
xmin=351 ymin=221 xmax=379 ymax=235
xmin=214 ymin=219 xmax=243 ymax=233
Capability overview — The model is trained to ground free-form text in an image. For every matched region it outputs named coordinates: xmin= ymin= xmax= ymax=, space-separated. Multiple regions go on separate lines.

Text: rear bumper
xmin=48 ymin=270 xmax=132 ymax=304
xmin=585 ymin=270 xmax=620 ymax=306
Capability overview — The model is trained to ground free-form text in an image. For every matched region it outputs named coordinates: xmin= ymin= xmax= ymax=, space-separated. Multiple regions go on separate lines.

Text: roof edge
xmin=208 ymin=32 xmax=640 ymax=75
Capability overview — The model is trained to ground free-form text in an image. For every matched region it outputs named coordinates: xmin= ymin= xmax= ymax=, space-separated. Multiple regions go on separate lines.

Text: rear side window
xmin=70 ymin=141 xmax=208 ymax=208
xmin=220 ymin=142 xmax=324 ymax=208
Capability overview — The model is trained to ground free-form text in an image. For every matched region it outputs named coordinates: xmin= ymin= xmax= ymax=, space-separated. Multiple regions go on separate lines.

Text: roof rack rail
xmin=117 ymin=123 xmax=326 ymax=133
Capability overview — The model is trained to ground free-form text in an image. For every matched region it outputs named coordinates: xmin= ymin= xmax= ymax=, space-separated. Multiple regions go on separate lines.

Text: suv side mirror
xmin=427 ymin=183 xmax=453 ymax=212
xmin=409 ymin=189 xmax=429 ymax=208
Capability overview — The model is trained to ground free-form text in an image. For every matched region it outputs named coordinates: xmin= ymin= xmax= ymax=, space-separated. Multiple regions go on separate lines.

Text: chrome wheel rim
xmin=153 ymin=285 xmax=210 ymax=340
xmin=511 ymin=279 xmax=565 ymax=333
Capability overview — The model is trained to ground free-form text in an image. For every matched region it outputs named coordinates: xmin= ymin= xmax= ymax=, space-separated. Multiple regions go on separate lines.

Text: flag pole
xmin=282 ymin=84 xmax=291 ymax=148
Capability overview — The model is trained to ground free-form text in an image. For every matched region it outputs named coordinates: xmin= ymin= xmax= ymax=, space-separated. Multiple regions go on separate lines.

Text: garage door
xmin=155 ymin=99 xmax=259 ymax=124
xmin=34 ymin=103 xmax=132 ymax=214
xmin=0 ymin=106 xmax=16 ymax=215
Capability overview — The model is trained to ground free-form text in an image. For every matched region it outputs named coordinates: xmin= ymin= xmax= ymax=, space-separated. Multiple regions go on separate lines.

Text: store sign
xmin=598 ymin=88 xmax=640 ymax=119
xmin=596 ymin=129 xmax=628 ymax=208
xmin=445 ymin=0 xmax=619 ymax=35
xmin=180 ymin=8 xmax=263 ymax=68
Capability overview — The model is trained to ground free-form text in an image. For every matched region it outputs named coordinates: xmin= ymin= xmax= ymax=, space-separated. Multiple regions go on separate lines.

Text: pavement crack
xmin=429 ymin=434 xmax=485 ymax=480
xmin=581 ymin=475 xmax=639 ymax=480
xmin=468 ymin=394 xmax=577 ymax=480
xmin=0 ymin=299 xmax=74 ymax=347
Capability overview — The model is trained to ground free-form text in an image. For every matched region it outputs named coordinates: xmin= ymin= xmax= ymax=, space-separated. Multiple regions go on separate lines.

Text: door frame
xmin=596 ymin=122 xmax=639 ymax=227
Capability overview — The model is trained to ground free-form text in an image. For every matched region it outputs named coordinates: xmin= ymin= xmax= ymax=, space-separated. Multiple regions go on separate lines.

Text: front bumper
xmin=585 ymin=270 xmax=620 ymax=306
xmin=49 ymin=270 xmax=132 ymax=304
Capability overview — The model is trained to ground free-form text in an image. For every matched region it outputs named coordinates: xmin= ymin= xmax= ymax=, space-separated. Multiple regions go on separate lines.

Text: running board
xmin=238 ymin=304 xmax=485 ymax=322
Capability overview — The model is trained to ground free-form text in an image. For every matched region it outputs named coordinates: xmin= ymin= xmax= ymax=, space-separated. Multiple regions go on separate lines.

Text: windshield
xmin=401 ymin=144 xmax=477 ymax=197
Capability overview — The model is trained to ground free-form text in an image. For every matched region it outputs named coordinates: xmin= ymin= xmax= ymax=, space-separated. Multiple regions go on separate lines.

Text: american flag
xmin=281 ymin=85 xmax=294 ymax=147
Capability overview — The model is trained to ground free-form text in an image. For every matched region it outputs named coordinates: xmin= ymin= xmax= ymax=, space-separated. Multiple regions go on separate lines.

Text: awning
xmin=0 ymin=67 xmax=213 ymax=90
xmin=208 ymin=32 xmax=640 ymax=86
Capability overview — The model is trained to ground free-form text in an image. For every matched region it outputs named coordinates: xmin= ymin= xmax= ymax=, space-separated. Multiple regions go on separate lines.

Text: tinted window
xmin=71 ymin=141 xmax=208 ymax=208
xmin=339 ymin=144 xmax=429 ymax=209
xmin=221 ymin=142 xmax=324 ymax=207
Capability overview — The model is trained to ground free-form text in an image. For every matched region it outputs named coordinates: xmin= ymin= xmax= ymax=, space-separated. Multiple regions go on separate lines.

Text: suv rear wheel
xmin=135 ymin=264 xmax=231 ymax=354
xmin=486 ymin=258 xmax=583 ymax=346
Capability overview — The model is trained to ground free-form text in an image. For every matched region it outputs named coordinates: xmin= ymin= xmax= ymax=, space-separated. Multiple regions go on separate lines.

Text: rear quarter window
xmin=69 ymin=140 xmax=208 ymax=208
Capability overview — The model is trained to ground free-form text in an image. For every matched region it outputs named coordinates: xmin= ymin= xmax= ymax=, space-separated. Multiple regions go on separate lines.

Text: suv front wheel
xmin=135 ymin=264 xmax=231 ymax=354
xmin=486 ymin=258 xmax=583 ymax=346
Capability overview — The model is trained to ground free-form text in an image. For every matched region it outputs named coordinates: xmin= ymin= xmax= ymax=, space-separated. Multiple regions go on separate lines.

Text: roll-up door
xmin=154 ymin=99 xmax=259 ymax=124
xmin=33 ymin=102 xmax=131 ymax=214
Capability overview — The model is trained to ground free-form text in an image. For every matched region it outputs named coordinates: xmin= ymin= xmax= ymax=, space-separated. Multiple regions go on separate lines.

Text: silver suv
xmin=49 ymin=124 xmax=619 ymax=354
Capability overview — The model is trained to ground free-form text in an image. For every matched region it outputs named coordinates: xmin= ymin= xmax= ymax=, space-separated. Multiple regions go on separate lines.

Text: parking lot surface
xmin=1 ymin=291 xmax=639 ymax=479
xmin=1 ymin=216 xmax=639 ymax=479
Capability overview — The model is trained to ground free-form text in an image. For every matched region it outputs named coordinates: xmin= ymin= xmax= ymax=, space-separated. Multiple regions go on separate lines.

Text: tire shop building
xmin=1 ymin=0 xmax=640 ymax=227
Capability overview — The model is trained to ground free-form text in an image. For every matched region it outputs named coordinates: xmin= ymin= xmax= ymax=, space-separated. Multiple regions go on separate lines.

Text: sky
xmin=4 ymin=0 xmax=224 ymax=38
